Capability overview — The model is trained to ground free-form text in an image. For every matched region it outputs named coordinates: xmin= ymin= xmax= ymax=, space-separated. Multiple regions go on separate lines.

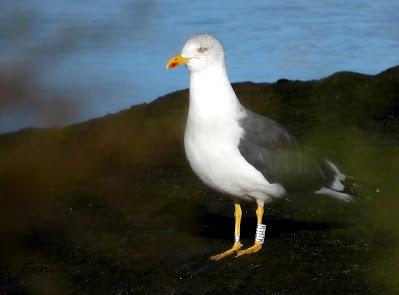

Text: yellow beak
xmin=166 ymin=54 xmax=190 ymax=69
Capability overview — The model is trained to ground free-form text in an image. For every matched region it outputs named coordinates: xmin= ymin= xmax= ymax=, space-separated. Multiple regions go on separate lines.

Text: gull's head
xmin=166 ymin=34 xmax=225 ymax=73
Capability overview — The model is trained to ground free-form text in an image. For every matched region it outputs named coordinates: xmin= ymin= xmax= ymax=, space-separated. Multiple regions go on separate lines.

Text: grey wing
xmin=238 ymin=110 xmax=336 ymax=193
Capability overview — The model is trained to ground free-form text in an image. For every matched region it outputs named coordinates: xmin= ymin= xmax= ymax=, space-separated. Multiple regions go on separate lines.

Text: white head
xmin=166 ymin=34 xmax=225 ymax=73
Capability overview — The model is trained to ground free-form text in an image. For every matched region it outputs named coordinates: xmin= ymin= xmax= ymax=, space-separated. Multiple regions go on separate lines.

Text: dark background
xmin=1 ymin=67 xmax=399 ymax=293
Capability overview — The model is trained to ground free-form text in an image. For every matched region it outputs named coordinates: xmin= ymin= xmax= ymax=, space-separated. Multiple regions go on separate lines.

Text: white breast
xmin=184 ymin=66 xmax=285 ymax=203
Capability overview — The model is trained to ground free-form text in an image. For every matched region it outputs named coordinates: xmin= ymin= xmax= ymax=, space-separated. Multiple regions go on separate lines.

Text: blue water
xmin=1 ymin=0 xmax=398 ymax=132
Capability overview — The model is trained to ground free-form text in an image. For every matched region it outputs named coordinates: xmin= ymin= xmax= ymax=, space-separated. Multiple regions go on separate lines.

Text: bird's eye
xmin=198 ymin=47 xmax=208 ymax=53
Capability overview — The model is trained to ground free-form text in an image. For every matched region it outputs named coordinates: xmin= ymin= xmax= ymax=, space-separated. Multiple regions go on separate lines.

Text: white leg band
xmin=255 ymin=224 xmax=267 ymax=244
xmin=234 ymin=235 xmax=240 ymax=243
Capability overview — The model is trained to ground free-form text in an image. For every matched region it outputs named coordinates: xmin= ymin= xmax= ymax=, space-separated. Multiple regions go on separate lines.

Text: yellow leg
xmin=236 ymin=204 xmax=264 ymax=257
xmin=210 ymin=203 xmax=243 ymax=261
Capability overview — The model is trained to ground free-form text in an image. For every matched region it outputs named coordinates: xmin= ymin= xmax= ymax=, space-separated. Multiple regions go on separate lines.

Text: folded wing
xmin=238 ymin=109 xmax=340 ymax=193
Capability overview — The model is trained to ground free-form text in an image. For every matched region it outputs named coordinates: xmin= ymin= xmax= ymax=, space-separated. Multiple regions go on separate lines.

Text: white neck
xmin=188 ymin=65 xmax=241 ymax=123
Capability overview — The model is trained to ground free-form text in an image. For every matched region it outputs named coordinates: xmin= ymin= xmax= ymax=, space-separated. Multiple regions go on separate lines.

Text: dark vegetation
xmin=1 ymin=66 xmax=399 ymax=294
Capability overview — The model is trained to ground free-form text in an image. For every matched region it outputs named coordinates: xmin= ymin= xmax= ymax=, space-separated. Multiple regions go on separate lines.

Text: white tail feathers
xmin=325 ymin=160 xmax=346 ymax=191
xmin=315 ymin=187 xmax=353 ymax=202
xmin=314 ymin=160 xmax=353 ymax=202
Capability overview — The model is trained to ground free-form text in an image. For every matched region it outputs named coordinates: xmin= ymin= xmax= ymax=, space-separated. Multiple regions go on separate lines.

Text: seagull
xmin=166 ymin=34 xmax=352 ymax=260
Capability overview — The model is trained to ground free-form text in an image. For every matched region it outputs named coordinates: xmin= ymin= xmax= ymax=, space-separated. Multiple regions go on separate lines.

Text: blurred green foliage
xmin=0 ymin=66 xmax=398 ymax=294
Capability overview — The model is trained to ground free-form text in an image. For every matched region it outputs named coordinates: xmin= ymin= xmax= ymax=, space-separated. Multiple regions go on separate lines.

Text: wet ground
xmin=1 ymin=67 xmax=399 ymax=294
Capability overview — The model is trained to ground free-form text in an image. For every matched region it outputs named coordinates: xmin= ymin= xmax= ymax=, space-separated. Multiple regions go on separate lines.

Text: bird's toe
xmin=235 ymin=242 xmax=262 ymax=257
xmin=210 ymin=242 xmax=243 ymax=261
